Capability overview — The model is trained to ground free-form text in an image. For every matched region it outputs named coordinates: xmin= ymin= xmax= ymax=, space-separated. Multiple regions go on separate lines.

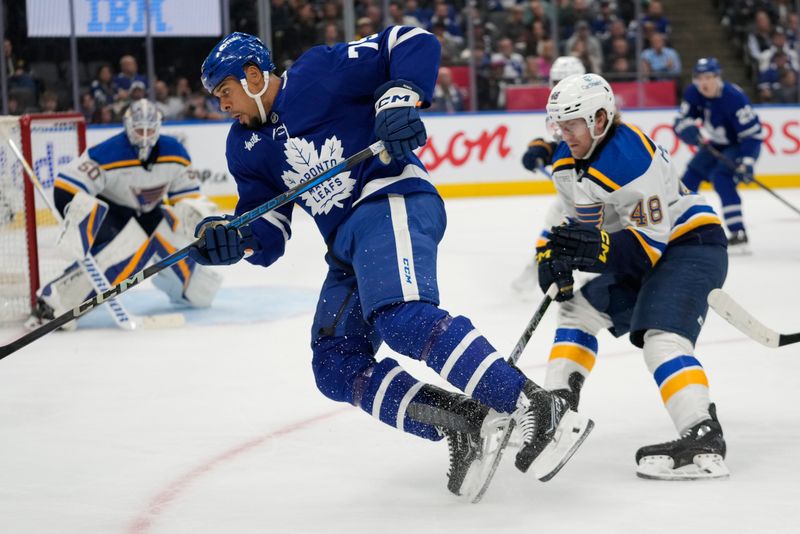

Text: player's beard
xmin=247 ymin=115 xmax=262 ymax=129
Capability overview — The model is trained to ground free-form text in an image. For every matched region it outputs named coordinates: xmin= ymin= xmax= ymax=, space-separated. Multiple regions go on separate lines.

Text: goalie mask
xmin=124 ymin=99 xmax=162 ymax=161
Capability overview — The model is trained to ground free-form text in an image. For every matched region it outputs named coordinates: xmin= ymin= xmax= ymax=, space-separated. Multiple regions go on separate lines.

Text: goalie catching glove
xmin=189 ymin=215 xmax=261 ymax=266
xmin=374 ymin=80 xmax=427 ymax=161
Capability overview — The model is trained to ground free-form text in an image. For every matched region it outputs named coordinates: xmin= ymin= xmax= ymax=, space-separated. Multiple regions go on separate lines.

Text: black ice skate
xmin=514 ymin=380 xmax=594 ymax=481
xmin=24 ymin=297 xmax=76 ymax=332
xmin=550 ymin=371 xmax=585 ymax=412
xmin=727 ymin=230 xmax=750 ymax=254
xmin=635 ymin=403 xmax=729 ymax=480
xmin=407 ymin=387 xmax=511 ymax=503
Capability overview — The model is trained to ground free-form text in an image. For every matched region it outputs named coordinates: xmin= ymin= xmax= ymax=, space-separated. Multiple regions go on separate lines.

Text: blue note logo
xmin=280 ymin=136 xmax=355 ymax=215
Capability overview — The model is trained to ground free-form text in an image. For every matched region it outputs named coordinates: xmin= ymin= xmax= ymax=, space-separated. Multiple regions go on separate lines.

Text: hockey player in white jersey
xmin=511 ymin=56 xmax=585 ymax=295
xmin=530 ymin=73 xmax=730 ymax=480
xmin=193 ymin=30 xmax=594 ymax=500
xmin=28 ymin=100 xmax=222 ymax=329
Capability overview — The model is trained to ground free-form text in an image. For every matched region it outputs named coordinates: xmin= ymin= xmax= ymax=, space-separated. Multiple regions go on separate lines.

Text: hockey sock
xmin=544 ymin=328 xmax=597 ymax=391
xmin=374 ymin=303 xmax=525 ymax=414
xmin=643 ymin=330 xmax=711 ymax=433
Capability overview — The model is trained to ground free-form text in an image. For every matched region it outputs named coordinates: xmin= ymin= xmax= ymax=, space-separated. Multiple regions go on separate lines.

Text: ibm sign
xmin=26 ymin=0 xmax=222 ymax=37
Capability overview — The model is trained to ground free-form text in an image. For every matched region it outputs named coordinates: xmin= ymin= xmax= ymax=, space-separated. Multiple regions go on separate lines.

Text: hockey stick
xmin=0 ymin=141 xmax=389 ymax=360
xmin=7 ymin=139 xmax=185 ymax=331
xmin=707 ymin=288 xmax=800 ymax=348
xmin=471 ymin=283 xmax=558 ymax=503
xmin=702 ymin=144 xmax=800 ymax=217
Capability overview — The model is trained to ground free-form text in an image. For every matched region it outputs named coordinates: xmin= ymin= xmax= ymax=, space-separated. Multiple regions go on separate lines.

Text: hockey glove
xmin=733 ymin=157 xmax=755 ymax=184
xmin=521 ymin=139 xmax=554 ymax=171
xmin=536 ymin=246 xmax=574 ymax=301
xmin=674 ymin=120 xmax=701 ymax=146
xmin=374 ymin=80 xmax=427 ymax=161
xmin=189 ymin=215 xmax=260 ymax=266
xmin=548 ymin=222 xmax=610 ymax=273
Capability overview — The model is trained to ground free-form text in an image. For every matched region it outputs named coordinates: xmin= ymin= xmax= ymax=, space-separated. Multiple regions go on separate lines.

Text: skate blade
xmin=465 ymin=420 xmax=515 ymax=504
xmin=636 ymin=453 xmax=730 ymax=481
xmin=531 ymin=410 xmax=594 ymax=482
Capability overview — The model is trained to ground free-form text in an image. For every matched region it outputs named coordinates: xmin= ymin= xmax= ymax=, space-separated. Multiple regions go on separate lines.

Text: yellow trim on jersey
xmin=625 ymin=122 xmax=655 ymax=159
xmin=660 ymin=369 xmax=708 ymax=403
xmin=54 ymin=178 xmax=80 ymax=194
xmin=156 ymin=155 xmax=191 ymax=166
xmin=549 ymin=344 xmax=596 ymax=372
xmin=552 ymin=157 xmax=576 ymax=172
xmin=86 ymin=205 xmax=98 ymax=248
xmin=626 ymin=227 xmax=661 ymax=266
xmin=587 ymin=167 xmax=621 ymax=192
xmin=169 ymin=192 xmax=203 ymax=202
xmin=100 ymin=159 xmax=141 ymax=170
xmin=669 ymin=214 xmax=723 ymax=241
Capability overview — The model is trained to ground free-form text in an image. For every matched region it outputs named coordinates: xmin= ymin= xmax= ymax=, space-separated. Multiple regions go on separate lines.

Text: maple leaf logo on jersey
xmin=281 ymin=136 xmax=355 ymax=215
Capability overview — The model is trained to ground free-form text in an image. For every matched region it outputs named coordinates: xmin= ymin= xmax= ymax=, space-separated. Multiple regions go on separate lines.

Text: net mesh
xmin=0 ymin=114 xmax=84 ymax=323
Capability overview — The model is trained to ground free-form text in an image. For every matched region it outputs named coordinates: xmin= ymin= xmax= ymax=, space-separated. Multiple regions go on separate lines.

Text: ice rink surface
xmin=2 ymin=190 xmax=799 ymax=534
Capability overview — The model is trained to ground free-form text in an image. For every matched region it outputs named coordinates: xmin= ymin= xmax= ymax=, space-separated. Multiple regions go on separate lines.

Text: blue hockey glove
xmin=521 ymin=139 xmax=554 ymax=171
xmin=733 ymin=157 xmax=755 ymax=184
xmin=548 ymin=222 xmax=610 ymax=273
xmin=674 ymin=121 xmax=701 ymax=146
xmin=536 ymin=246 xmax=574 ymax=302
xmin=189 ymin=215 xmax=260 ymax=266
xmin=374 ymin=80 xmax=427 ymax=161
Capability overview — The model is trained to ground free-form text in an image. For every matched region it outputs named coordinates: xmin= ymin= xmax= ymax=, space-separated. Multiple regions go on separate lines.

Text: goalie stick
xmin=469 ymin=283 xmax=558 ymax=503
xmin=707 ymin=288 xmax=800 ymax=348
xmin=7 ymin=138 xmax=185 ymax=332
xmin=0 ymin=141 xmax=389 ymax=360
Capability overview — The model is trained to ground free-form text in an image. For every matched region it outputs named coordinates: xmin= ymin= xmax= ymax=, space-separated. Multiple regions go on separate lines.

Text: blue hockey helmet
xmin=201 ymin=32 xmax=276 ymax=94
xmin=693 ymin=57 xmax=721 ymax=76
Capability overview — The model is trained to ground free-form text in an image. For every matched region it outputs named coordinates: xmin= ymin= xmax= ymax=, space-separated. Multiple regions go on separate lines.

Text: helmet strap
xmin=241 ymin=71 xmax=270 ymax=124
xmin=581 ymin=112 xmax=613 ymax=160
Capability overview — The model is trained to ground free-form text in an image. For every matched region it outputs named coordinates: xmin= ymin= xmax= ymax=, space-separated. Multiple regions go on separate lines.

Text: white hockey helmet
xmin=124 ymin=99 xmax=162 ymax=161
xmin=549 ymin=56 xmax=586 ymax=87
xmin=547 ymin=73 xmax=616 ymax=158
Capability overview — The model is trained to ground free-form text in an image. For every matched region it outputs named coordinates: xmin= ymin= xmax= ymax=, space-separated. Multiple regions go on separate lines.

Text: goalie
xmin=27 ymin=99 xmax=222 ymax=330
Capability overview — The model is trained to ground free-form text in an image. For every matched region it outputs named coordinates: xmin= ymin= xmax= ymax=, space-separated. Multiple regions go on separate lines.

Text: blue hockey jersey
xmin=674 ymin=81 xmax=762 ymax=160
xmin=224 ymin=26 xmax=441 ymax=268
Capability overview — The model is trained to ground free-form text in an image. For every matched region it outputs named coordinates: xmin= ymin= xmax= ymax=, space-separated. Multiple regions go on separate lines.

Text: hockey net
xmin=0 ymin=113 xmax=86 ymax=323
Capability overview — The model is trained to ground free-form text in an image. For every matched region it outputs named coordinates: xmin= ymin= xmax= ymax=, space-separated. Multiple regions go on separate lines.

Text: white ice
xmin=2 ymin=190 xmax=800 ymax=534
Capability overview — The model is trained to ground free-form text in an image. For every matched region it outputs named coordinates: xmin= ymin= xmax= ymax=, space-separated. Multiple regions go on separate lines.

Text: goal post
xmin=0 ymin=112 xmax=86 ymax=323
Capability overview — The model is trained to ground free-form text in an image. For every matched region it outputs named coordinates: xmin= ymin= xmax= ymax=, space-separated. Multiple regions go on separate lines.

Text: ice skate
xmin=514 ymin=380 xmax=594 ymax=481
xmin=727 ymin=230 xmax=751 ymax=255
xmin=636 ymin=403 xmax=729 ymax=480
xmin=25 ymin=297 xmax=76 ymax=332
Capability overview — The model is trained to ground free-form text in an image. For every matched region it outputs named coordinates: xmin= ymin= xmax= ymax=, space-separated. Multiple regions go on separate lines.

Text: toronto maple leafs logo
xmin=281 ymin=136 xmax=355 ymax=215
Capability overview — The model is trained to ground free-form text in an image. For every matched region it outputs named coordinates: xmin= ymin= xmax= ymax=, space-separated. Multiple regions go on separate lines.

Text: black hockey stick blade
xmin=707 ymin=288 xmax=800 ymax=348
xmin=0 ymin=141 xmax=387 ymax=361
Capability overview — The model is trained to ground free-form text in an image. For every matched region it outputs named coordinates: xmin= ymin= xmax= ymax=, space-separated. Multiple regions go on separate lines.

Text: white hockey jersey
xmin=55 ymin=132 xmax=201 ymax=214
xmin=549 ymin=122 xmax=725 ymax=276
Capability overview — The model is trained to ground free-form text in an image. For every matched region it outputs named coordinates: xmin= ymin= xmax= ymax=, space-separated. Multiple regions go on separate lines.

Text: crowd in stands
xmin=7 ymin=1 xmax=797 ymax=120
xmin=719 ymin=0 xmax=799 ymax=103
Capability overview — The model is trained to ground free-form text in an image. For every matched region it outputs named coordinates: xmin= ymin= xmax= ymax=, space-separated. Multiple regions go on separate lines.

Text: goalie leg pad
xmin=57 ymin=191 xmax=109 ymax=258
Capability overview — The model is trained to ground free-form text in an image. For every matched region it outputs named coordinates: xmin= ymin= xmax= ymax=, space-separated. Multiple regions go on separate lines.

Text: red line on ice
xmin=127 ymin=408 xmax=347 ymax=534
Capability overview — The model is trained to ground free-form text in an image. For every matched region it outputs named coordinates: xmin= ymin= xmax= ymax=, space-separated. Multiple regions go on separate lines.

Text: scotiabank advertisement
xmin=87 ymin=106 xmax=800 ymax=203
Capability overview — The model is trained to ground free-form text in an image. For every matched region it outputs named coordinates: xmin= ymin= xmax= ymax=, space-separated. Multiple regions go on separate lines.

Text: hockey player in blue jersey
xmin=29 ymin=100 xmax=221 ymax=330
xmin=530 ymin=73 xmax=730 ymax=480
xmin=193 ymin=29 xmax=593 ymax=499
xmin=674 ymin=57 xmax=763 ymax=250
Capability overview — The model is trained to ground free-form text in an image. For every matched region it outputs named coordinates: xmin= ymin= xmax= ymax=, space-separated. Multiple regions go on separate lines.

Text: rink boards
xmin=84 ymin=106 xmax=800 ymax=209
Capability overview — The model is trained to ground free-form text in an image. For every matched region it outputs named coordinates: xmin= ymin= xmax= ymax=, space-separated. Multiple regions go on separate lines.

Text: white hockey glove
xmin=56 ymin=191 xmax=109 ymax=259
xmin=171 ymin=196 xmax=219 ymax=240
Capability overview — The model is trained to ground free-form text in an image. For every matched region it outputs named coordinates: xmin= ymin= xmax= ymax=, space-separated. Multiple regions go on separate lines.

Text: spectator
xmin=591 ymin=1 xmax=617 ymax=39
xmin=535 ymin=38 xmax=557 ymax=81
xmin=523 ymin=0 xmax=552 ymax=28
xmin=316 ymin=2 xmax=344 ymax=43
xmin=608 ymin=56 xmax=636 ymax=82
xmin=284 ymin=3 xmax=319 ymax=59
xmin=187 ymin=92 xmax=226 ymax=121
xmin=129 ymin=80 xmax=147 ymax=102
xmin=93 ymin=105 xmax=115 ymax=124
xmin=602 ymin=19 xmax=634 ymax=59
xmin=429 ymin=67 xmax=465 ymax=113
xmin=429 ymin=0 xmax=462 ymax=40
xmin=757 ymin=50 xmax=797 ymax=102
xmin=565 ymin=20 xmax=603 ymax=73
xmin=491 ymin=37 xmax=526 ymax=86
xmin=4 ymin=39 xmax=15 ymax=77
xmin=355 ymin=17 xmax=375 ymax=39
xmin=90 ymin=63 xmax=115 ymax=107
xmin=502 ymin=6 xmax=528 ymax=45
xmin=431 ymin=21 xmax=463 ymax=66
xmin=776 ymin=68 xmax=799 ymax=103
xmin=641 ymin=32 xmax=681 ymax=79
xmin=641 ymin=0 xmax=671 ymax=37
xmin=79 ymin=92 xmax=95 ymax=123
xmin=39 ymin=91 xmax=59 ymax=113
xmin=757 ymin=27 xmax=799 ymax=73
xmin=405 ymin=0 xmax=432 ymax=29
xmin=113 ymin=55 xmax=147 ymax=96
xmin=322 ymin=22 xmax=341 ymax=47
xmin=154 ymin=80 xmax=184 ymax=120
xmin=388 ymin=1 xmax=422 ymax=28
xmin=747 ymin=10 xmax=774 ymax=65
xmin=604 ymin=36 xmax=633 ymax=73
